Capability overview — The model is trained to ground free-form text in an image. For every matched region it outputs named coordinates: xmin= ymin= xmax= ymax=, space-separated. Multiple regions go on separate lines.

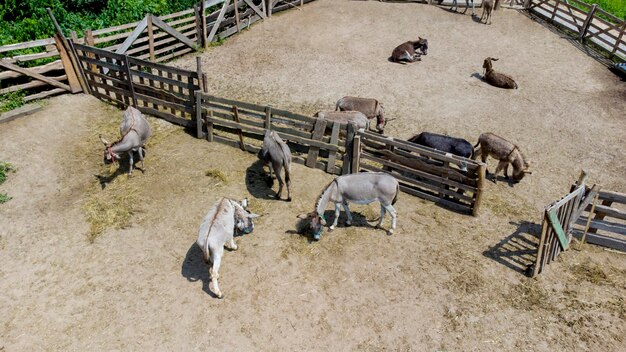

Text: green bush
xmin=0 ymin=90 xmax=26 ymax=113
xmin=0 ymin=161 xmax=14 ymax=204
xmin=573 ymin=0 xmax=625 ymax=20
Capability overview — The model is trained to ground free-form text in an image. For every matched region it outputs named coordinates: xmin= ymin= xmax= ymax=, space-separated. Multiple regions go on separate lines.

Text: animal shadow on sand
xmin=94 ymin=150 xmax=146 ymax=189
xmin=181 ymin=241 xmax=238 ymax=298
xmin=245 ymin=159 xmax=277 ymax=200
xmin=483 ymin=220 xmax=542 ymax=276
xmin=286 ymin=209 xmax=375 ymax=243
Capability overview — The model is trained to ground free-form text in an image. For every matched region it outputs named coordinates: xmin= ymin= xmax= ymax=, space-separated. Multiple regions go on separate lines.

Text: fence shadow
xmin=483 ymin=220 xmax=541 ymax=276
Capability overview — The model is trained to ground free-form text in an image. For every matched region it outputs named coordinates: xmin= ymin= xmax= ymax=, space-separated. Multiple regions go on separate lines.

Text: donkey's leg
xmin=284 ymin=165 xmax=292 ymax=202
xmin=138 ymin=148 xmax=145 ymax=172
xmin=494 ymin=161 xmax=509 ymax=183
xmin=342 ymin=202 xmax=353 ymax=226
xmin=330 ymin=203 xmax=341 ymax=231
xmin=274 ymin=163 xmax=285 ymax=200
xmin=210 ymin=245 xmax=224 ymax=299
xmin=376 ymin=204 xmax=387 ymax=228
xmin=382 ymin=204 xmax=398 ymax=235
xmin=225 ymin=238 xmax=238 ymax=251
xmin=127 ymin=151 xmax=134 ymax=175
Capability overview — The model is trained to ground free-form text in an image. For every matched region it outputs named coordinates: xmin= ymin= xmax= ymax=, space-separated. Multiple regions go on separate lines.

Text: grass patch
xmin=205 ymin=168 xmax=228 ymax=184
xmin=509 ymin=279 xmax=551 ymax=311
xmin=0 ymin=91 xmax=25 ymax=113
xmin=0 ymin=193 xmax=12 ymax=204
xmin=0 ymin=161 xmax=15 ymax=204
xmin=82 ymin=184 xmax=138 ymax=243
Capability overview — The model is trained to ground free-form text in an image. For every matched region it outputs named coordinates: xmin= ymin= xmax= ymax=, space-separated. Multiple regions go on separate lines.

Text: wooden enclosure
xmin=197 ymin=93 xmax=354 ymax=175
xmin=353 ymin=131 xmax=486 ymax=216
xmin=573 ymin=189 xmax=626 ymax=252
xmin=73 ymin=43 xmax=200 ymax=127
xmin=528 ymin=0 xmax=626 ymax=61
xmin=531 ymin=173 xmax=599 ymax=277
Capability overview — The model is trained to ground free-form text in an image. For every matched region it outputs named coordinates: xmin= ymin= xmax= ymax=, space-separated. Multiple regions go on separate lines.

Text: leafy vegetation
xmin=0 ymin=0 xmax=201 ymax=47
xmin=0 ymin=161 xmax=14 ymax=204
xmin=574 ymin=0 xmax=625 ymax=20
xmin=0 ymin=90 xmax=26 ymax=113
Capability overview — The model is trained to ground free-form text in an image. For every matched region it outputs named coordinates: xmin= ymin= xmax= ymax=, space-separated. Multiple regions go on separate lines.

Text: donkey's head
xmin=297 ymin=212 xmax=325 ymax=241
xmin=233 ymin=198 xmax=260 ymax=234
xmin=483 ymin=57 xmax=498 ymax=74
xmin=100 ymin=135 xmax=120 ymax=164
xmin=415 ymin=37 xmax=428 ymax=55
xmin=511 ymin=153 xmax=532 ymax=182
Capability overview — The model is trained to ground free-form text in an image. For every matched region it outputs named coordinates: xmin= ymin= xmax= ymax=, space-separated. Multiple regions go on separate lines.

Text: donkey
xmin=450 ymin=0 xmax=475 ymax=16
xmin=298 ymin=172 xmax=400 ymax=240
xmin=473 ymin=133 xmax=531 ymax=183
xmin=99 ymin=106 xmax=151 ymax=175
xmin=483 ymin=57 xmax=518 ymax=89
xmin=390 ymin=38 xmax=428 ymax=64
xmin=481 ymin=0 xmax=494 ymax=24
xmin=314 ymin=111 xmax=369 ymax=132
xmin=336 ymin=96 xmax=386 ymax=134
xmin=407 ymin=132 xmax=474 ymax=171
xmin=197 ymin=198 xmax=259 ymax=299
xmin=258 ymin=130 xmax=292 ymax=201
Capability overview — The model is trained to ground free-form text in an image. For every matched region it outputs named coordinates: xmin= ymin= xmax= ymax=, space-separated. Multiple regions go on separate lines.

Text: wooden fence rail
xmin=353 ymin=131 xmax=486 ymax=216
xmin=527 ymin=0 xmax=626 ymax=61
xmin=573 ymin=189 xmax=626 ymax=251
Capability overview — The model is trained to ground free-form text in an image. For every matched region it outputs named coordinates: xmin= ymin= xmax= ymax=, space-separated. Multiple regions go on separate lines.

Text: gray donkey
xmin=100 ymin=106 xmax=151 ymax=175
xmin=298 ymin=172 xmax=400 ymax=240
xmin=197 ymin=198 xmax=259 ymax=299
xmin=473 ymin=133 xmax=531 ymax=183
xmin=390 ymin=38 xmax=428 ymax=64
xmin=314 ymin=111 xmax=369 ymax=132
xmin=336 ymin=96 xmax=386 ymax=133
xmin=450 ymin=0 xmax=475 ymax=16
xmin=258 ymin=130 xmax=292 ymax=201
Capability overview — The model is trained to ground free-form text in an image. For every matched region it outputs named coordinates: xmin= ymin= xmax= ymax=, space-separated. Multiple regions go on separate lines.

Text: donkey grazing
xmin=483 ymin=57 xmax=518 ymax=89
xmin=258 ymin=130 xmax=292 ymax=201
xmin=197 ymin=198 xmax=259 ymax=298
xmin=314 ymin=111 xmax=369 ymax=132
xmin=336 ymin=96 xmax=386 ymax=133
xmin=407 ymin=132 xmax=474 ymax=171
xmin=481 ymin=0 xmax=494 ymax=24
xmin=298 ymin=173 xmax=399 ymax=240
xmin=391 ymin=38 xmax=428 ymax=64
xmin=473 ymin=133 xmax=531 ymax=183
xmin=99 ymin=106 xmax=151 ymax=175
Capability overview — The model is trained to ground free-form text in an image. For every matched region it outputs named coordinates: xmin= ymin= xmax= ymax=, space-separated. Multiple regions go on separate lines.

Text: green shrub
xmin=0 ymin=90 xmax=26 ymax=113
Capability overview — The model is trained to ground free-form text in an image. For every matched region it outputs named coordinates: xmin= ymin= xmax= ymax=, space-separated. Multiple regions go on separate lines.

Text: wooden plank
xmin=532 ymin=215 xmax=551 ymax=277
xmin=611 ymin=22 xmax=626 ymax=57
xmin=351 ymin=135 xmax=361 ymax=174
xmin=232 ymin=105 xmax=246 ymax=151
xmin=576 ymin=218 xmax=626 ymax=236
xmin=115 ymin=16 xmax=148 ymax=54
xmin=207 ymin=0 xmax=232 ymax=43
xmin=591 ymin=204 xmax=626 ymax=221
xmin=264 ymin=105 xmax=272 ymax=129
xmin=151 ymin=14 xmax=198 ymax=49
xmin=342 ymin=123 xmax=355 ymax=175
xmin=127 ymin=55 xmax=197 ymax=77
xmin=243 ymin=0 xmax=267 ymax=19
xmin=472 ymin=164 xmax=486 ymax=216
xmin=196 ymin=91 xmax=204 ymax=138
xmin=0 ymin=74 xmax=67 ymax=94
xmin=0 ymin=104 xmax=43 ymax=124
xmin=74 ymin=43 xmax=127 ymax=61
xmin=579 ymin=4 xmax=598 ymax=40
xmin=0 ymin=37 xmax=55 ymax=54
xmin=599 ymin=190 xmax=626 ymax=204
xmin=147 ymin=15 xmax=156 ymax=62
xmin=137 ymin=106 xmax=192 ymax=127
xmin=234 ymin=0 xmax=241 ymax=33
xmin=306 ymin=119 xmax=327 ymax=168
xmin=573 ymin=231 xmax=626 ymax=252
xmin=0 ymin=60 xmax=71 ymax=92
xmin=326 ymin=122 xmax=341 ymax=173
xmin=581 ymin=192 xmax=600 ymax=244
xmin=548 ymin=207 xmax=569 ymax=250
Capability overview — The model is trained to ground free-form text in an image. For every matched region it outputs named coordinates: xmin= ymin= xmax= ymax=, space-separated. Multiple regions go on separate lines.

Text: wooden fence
xmin=353 ymin=132 xmax=486 ymax=216
xmin=531 ymin=172 xmax=599 ymax=276
xmin=73 ymin=43 xmax=201 ymax=127
xmin=573 ymin=189 xmax=626 ymax=252
xmin=197 ymin=93 xmax=354 ymax=175
xmin=0 ymin=0 xmax=310 ymax=107
xmin=527 ymin=0 xmax=626 ymax=62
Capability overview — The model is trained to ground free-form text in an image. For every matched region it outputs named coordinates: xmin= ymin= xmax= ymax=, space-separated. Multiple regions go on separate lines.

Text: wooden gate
xmin=531 ymin=172 xmax=599 ymax=277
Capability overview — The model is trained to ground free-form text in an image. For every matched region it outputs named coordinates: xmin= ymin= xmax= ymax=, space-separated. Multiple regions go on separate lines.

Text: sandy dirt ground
xmin=1 ymin=1 xmax=625 ymax=351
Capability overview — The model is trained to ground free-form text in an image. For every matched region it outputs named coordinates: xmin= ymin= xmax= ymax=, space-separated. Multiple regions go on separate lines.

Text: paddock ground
xmin=1 ymin=0 xmax=625 ymax=350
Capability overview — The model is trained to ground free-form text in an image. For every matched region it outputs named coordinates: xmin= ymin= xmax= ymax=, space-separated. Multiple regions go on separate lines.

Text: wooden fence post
xmin=234 ymin=0 xmax=241 ymax=33
xmin=523 ymin=0 xmax=532 ymax=9
xmin=195 ymin=4 xmax=203 ymax=47
xmin=122 ymin=55 xmax=138 ymax=108
xmin=201 ymin=0 xmax=208 ymax=49
xmin=147 ymin=14 xmax=155 ymax=62
xmin=264 ymin=105 xmax=272 ymax=129
xmin=196 ymin=56 xmax=204 ymax=92
xmin=550 ymin=0 xmax=560 ymax=22
xmin=232 ymin=105 xmax=246 ymax=151
xmin=472 ymin=164 xmax=486 ymax=216
xmin=342 ymin=123 xmax=355 ymax=175
xmin=202 ymin=73 xmax=208 ymax=93
xmin=195 ymin=91 xmax=204 ymax=139
xmin=267 ymin=0 xmax=273 ymax=17
xmin=351 ymin=134 xmax=361 ymax=174
xmin=579 ymin=4 xmax=598 ymax=41
xmin=53 ymin=34 xmax=81 ymax=93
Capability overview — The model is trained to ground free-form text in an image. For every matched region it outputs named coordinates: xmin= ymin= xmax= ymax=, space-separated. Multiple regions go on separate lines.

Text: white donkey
xmin=299 ymin=173 xmax=400 ymax=240
xmin=100 ymin=106 xmax=151 ymax=175
xmin=197 ymin=198 xmax=259 ymax=299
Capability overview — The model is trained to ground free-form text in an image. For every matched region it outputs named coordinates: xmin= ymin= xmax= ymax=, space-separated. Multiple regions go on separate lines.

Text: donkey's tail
xmin=392 ymin=183 xmax=400 ymax=205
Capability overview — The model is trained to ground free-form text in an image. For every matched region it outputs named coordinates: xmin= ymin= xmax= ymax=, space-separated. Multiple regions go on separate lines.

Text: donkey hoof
xmin=286 ymin=197 xmax=292 ymax=202
xmin=387 ymin=229 xmax=394 ymax=236
xmin=217 ymin=293 xmax=224 ymax=299
xmin=346 ymin=221 xmax=352 ymax=227
xmin=329 ymin=226 xmax=335 ymax=232
xmin=313 ymin=233 xmax=321 ymax=241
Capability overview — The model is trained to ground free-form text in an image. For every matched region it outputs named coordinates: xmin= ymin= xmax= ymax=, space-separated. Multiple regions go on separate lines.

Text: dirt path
xmin=1 ymin=1 xmax=625 ymax=351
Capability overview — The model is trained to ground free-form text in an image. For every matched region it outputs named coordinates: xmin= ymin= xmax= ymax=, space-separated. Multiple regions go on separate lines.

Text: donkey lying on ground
xmin=314 ymin=111 xmax=369 ymax=132
xmin=407 ymin=132 xmax=474 ymax=171
xmin=481 ymin=0 xmax=494 ymax=24
xmin=390 ymin=38 xmax=428 ymax=64
xmin=483 ymin=57 xmax=518 ymax=89
xmin=473 ymin=133 xmax=531 ymax=183
xmin=99 ymin=106 xmax=151 ymax=175
xmin=298 ymin=173 xmax=399 ymax=240
xmin=336 ymin=96 xmax=386 ymax=133
xmin=258 ymin=130 xmax=292 ymax=201
xmin=197 ymin=198 xmax=259 ymax=299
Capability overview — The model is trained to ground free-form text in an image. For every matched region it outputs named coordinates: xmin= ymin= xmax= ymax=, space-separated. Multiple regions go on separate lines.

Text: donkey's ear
xmin=297 ymin=213 xmax=309 ymax=219
xmin=99 ymin=135 xmax=110 ymax=146
xmin=240 ymin=198 xmax=249 ymax=209
xmin=248 ymin=213 xmax=260 ymax=219
xmin=492 ymin=58 xmax=499 ymax=61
